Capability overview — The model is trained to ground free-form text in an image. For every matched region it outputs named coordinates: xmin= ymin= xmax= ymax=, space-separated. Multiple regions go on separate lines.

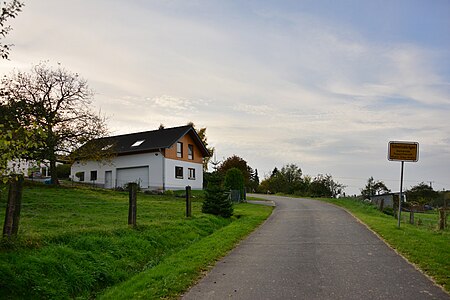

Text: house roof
xmin=84 ymin=125 xmax=210 ymax=157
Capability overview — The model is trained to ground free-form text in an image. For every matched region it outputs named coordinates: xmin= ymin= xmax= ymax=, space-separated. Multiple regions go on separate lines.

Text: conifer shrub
xmin=202 ymin=172 xmax=233 ymax=218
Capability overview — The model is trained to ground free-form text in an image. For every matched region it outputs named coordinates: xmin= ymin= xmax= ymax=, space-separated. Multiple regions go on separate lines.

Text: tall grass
xmin=0 ymin=183 xmax=272 ymax=299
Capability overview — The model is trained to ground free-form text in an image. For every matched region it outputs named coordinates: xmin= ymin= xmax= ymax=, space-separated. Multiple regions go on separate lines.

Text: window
xmin=102 ymin=144 xmax=113 ymax=151
xmin=188 ymin=168 xmax=195 ymax=180
xmin=175 ymin=166 xmax=183 ymax=179
xmin=131 ymin=140 xmax=145 ymax=147
xmin=90 ymin=170 xmax=97 ymax=181
xmin=177 ymin=142 xmax=183 ymax=158
xmin=188 ymin=144 xmax=194 ymax=160
xmin=76 ymin=171 xmax=85 ymax=182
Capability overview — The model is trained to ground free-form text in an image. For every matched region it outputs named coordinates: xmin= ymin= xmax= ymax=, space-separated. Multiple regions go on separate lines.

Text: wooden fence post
xmin=186 ymin=186 xmax=192 ymax=217
xmin=438 ymin=208 xmax=446 ymax=230
xmin=409 ymin=210 xmax=414 ymax=225
xmin=128 ymin=183 xmax=137 ymax=227
xmin=3 ymin=175 xmax=24 ymax=237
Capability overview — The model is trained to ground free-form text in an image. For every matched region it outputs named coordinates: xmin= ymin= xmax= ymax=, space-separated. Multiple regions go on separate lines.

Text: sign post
xmin=388 ymin=141 xmax=419 ymax=228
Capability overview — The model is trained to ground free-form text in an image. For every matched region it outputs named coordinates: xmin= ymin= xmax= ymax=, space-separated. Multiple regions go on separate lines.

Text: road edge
xmin=321 ymin=199 xmax=450 ymax=296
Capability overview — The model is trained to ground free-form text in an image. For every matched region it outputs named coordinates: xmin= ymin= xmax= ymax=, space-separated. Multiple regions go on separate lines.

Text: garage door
xmin=116 ymin=166 xmax=149 ymax=189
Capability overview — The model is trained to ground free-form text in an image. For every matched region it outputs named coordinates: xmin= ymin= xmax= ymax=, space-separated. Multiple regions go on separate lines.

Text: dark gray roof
xmin=86 ymin=125 xmax=210 ymax=157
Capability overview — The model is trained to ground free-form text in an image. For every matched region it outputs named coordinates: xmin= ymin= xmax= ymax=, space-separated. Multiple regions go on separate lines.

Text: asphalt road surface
xmin=183 ymin=195 xmax=449 ymax=300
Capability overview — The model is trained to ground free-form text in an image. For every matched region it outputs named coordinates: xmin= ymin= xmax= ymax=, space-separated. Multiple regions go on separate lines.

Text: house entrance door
xmin=105 ymin=171 xmax=112 ymax=189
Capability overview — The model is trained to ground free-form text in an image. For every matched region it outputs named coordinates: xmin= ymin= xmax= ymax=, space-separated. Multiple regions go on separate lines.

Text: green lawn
xmin=0 ymin=183 xmax=272 ymax=299
xmin=316 ymin=197 xmax=450 ymax=292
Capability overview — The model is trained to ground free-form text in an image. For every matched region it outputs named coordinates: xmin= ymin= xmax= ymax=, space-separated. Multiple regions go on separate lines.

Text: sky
xmin=1 ymin=0 xmax=449 ymax=195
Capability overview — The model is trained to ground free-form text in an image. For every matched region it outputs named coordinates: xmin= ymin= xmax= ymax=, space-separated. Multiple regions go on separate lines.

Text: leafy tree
xmin=223 ymin=168 xmax=245 ymax=198
xmin=308 ymin=175 xmax=331 ymax=197
xmin=55 ymin=163 xmax=71 ymax=179
xmin=1 ymin=103 xmax=44 ymax=237
xmin=268 ymin=171 xmax=286 ymax=194
xmin=0 ymin=62 xmax=108 ymax=185
xmin=308 ymin=174 xmax=344 ymax=197
xmin=361 ymin=177 xmax=390 ymax=198
xmin=1 ymin=114 xmax=43 ymax=237
xmin=0 ymin=0 xmax=24 ymax=60
xmin=0 ymin=114 xmax=42 ymax=178
xmin=435 ymin=191 xmax=450 ymax=208
xmin=261 ymin=164 xmax=306 ymax=194
xmin=406 ymin=182 xmax=438 ymax=205
xmin=280 ymin=164 xmax=305 ymax=194
xmin=281 ymin=164 xmax=302 ymax=183
xmin=202 ymin=172 xmax=233 ymax=218
xmin=258 ymin=177 xmax=270 ymax=193
xmin=217 ymin=155 xmax=252 ymax=187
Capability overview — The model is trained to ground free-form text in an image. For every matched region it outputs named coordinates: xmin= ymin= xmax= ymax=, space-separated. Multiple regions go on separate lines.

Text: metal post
xmin=397 ymin=161 xmax=404 ymax=228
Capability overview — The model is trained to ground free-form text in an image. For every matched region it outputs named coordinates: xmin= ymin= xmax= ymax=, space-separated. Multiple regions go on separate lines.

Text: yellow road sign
xmin=388 ymin=141 xmax=419 ymax=162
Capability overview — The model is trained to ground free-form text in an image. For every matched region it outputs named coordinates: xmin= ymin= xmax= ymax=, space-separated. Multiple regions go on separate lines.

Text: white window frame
xmin=188 ymin=168 xmax=195 ymax=180
xmin=177 ymin=142 xmax=183 ymax=158
xmin=188 ymin=144 xmax=194 ymax=160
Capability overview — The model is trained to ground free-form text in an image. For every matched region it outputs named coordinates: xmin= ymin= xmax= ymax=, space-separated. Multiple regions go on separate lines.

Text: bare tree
xmin=0 ymin=0 xmax=24 ymax=59
xmin=0 ymin=62 xmax=108 ymax=184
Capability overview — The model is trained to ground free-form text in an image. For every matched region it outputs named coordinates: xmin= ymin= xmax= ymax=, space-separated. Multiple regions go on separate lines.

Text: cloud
xmin=2 ymin=0 xmax=449 ymax=194
xmin=150 ymin=95 xmax=194 ymax=111
xmin=233 ymin=104 xmax=273 ymax=116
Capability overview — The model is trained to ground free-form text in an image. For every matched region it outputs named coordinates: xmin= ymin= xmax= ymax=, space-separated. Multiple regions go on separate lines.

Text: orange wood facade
xmin=164 ymin=132 xmax=204 ymax=164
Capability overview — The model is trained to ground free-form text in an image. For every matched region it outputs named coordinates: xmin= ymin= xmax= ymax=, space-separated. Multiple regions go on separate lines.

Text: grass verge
xmin=316 ymin=197 xmax=450 ymax=292
xmin=100 ymin=203 xmax=271 ymax=299
xmin=0 ymin=183 xmax=272 ymax=299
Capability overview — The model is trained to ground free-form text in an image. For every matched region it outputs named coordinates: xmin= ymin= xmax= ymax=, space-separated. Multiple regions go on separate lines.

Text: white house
xmin=6 ymin=160 xmax=50 ymax=177
xmin=370 ymin=192 xmax=406 ymax=209
xmin=70 ymin=125 xmax=210 ymax=190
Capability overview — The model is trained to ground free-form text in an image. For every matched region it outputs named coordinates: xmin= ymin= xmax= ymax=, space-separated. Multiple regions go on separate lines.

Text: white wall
xmin=164 ymin=158 xmax=203 ymax=190
xmin=71 ymin=152 xmax=204 ymax=191
xmin=71 ymin=152 xmax=164 ymax=190
xmin=6 ymin=160 xmax=49 ymax=177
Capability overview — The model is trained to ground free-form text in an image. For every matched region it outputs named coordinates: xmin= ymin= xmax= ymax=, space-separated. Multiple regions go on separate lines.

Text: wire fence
xmin=400 ymin=210 xmax=449 ymax=231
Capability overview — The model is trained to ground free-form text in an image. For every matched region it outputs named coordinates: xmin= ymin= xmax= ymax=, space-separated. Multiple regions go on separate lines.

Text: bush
xmin=163 ymin=190 xmax=174 ymax=196
xmin=202 ymin=173 xmax=233 ymax=218
xmin=383 ymin=207 xmax=395 ymax=216
xmin=56 ymin=164 xmax=71 ymax=179
xmin=223 ymin=168 xmax=244 ymax=199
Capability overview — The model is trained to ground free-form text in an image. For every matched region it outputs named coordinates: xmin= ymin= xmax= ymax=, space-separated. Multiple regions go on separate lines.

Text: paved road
xmin=183 ymin=195 xmax=449 ymax=300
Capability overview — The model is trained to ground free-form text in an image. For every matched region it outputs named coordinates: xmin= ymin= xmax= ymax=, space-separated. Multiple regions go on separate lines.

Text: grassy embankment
xmin=0 ymin=183 xmax=272 ymax=299
xmin=317 ymin=197 xmax=450 ymax=292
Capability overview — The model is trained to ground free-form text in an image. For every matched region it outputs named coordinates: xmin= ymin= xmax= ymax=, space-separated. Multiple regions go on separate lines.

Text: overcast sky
xmin=2 ymin=0 xmax=449 ymax=195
